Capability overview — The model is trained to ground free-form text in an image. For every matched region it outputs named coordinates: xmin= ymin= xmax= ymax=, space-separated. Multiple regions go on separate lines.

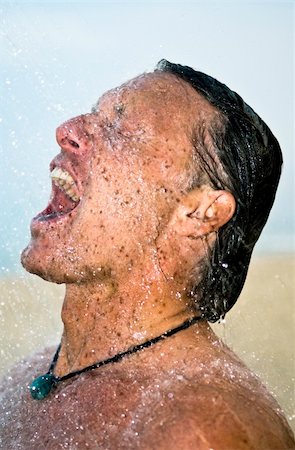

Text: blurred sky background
xmin=0 ymin=0 xmax=294 ymax=275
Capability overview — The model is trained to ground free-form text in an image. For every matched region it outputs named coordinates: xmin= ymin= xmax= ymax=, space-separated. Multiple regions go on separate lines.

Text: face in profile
xmin=21 ymin=72 xmax=208 ymax=284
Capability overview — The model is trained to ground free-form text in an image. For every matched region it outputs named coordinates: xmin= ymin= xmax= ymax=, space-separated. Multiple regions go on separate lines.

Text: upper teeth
xmin=50 ymin=167 xmax=80 ymax=202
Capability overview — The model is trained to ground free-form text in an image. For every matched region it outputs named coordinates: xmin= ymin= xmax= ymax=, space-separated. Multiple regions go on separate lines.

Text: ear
xmin=171 ymin=186 xmax=236 ymax=239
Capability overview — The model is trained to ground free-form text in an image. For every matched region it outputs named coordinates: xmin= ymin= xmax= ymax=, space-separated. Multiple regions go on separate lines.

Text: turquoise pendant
xmin=30 ymin=373 xmax=58 ymax=400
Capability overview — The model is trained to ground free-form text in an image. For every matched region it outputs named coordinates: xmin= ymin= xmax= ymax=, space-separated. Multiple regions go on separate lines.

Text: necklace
xmin=29 ymin=315 xmax=202 ymax=400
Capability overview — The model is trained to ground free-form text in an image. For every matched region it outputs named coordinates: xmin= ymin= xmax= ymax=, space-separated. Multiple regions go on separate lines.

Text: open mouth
xmin=35 ymin=167 xmax=81 ymax=222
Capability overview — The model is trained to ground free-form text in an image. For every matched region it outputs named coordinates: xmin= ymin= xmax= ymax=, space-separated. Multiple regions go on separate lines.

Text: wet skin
xmin=1 ymin=326 xmax=294 ymax=449
xmin=1 ymin=73 xmax=294 ymax=449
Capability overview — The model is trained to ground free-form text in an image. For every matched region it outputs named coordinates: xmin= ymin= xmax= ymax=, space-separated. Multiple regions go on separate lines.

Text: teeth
xmin=51 ymin=167 xmax=80 ymax=202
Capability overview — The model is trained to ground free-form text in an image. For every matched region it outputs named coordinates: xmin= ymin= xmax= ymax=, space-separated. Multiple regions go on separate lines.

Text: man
xmin=0 ymin=60 xmax=294 ymax=449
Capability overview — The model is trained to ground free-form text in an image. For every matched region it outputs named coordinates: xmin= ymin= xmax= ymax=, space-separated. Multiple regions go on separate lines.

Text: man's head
xmin=21 ymin=62 xmax=282 ymax=322
xmin=21 ymin=72 xmax=213 ymax=282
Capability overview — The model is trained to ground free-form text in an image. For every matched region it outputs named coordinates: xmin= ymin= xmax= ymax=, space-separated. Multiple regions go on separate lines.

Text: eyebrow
xmin=113 ymin=103 xmax=125 ymax=116
xmin=91 ymin=103 xmax=99 ymax=114
xmin=91 ymin=99 xmax=126 ymax=115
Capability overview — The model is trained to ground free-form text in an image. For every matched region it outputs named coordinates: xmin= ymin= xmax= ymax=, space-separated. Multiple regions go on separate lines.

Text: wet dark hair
xmin=156 ymin=59 xmax=283 ymax=322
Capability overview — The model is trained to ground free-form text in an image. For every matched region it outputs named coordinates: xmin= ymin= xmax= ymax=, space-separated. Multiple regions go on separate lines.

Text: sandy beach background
xmin=0 ymin=254 xmax=294 ymax=433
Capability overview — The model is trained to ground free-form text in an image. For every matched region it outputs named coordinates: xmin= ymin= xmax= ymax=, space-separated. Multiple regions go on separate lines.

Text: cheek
xmin=74 ymin=187 xmax=157 ymax=262
xmin=74 ymin=153 xmax=177 ymax=247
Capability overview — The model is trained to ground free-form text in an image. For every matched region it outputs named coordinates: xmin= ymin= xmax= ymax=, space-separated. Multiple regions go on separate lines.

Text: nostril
xmin=68 ymin=139 xmax=79 ymax=149
xmin=56 ymin=118 xmax=87 ymax=153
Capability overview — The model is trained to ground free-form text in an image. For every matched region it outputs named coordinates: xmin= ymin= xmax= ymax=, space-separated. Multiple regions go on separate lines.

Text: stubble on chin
xmin=20 ymin=241 xmax=113 ymax=286
xmin=21 ymin=242 xmax=64 ymax=284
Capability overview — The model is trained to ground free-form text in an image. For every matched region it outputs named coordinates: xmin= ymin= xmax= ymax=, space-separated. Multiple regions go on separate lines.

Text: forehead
xmin=90 ymin=72 xmax=219 ymax=188
xmin=93 ymin=72 xmax=212 ymax=141
xmin=96 ymin=72 xmax=188 ymax=113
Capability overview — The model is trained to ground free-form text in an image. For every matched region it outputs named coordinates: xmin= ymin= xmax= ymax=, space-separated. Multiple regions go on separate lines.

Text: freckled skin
xmin=1 ymin=73 xmax=294 ymax=449
xmin=1 ymin=326 xmax=294 ymax=449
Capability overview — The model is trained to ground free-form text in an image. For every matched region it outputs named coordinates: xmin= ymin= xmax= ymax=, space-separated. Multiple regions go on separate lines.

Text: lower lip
xmin=36 ymin=210 xmax=74 ymax=222
xmin=30 ymin=203 xmax=80 ymax=235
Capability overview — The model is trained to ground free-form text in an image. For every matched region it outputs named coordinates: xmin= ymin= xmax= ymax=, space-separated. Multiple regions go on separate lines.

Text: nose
xmin=56 ymin=115 xmax=92 ymax=155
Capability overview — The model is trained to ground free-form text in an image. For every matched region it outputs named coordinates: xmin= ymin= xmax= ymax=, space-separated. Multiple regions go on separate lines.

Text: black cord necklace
xmin=29 ymin=315 xmax=202 ymax=400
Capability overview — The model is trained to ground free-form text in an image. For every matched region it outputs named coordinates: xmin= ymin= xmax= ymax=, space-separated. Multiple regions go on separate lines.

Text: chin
xmin=21 ymin=241 xmax=105 ymax=285
xmin=21 ymin=242 xmax=73 ymax=284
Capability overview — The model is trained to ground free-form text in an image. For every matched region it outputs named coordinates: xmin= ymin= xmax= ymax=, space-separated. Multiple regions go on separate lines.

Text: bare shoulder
xmin=1 ymin=346 xmax=294 ymax=450
xmin=0 ymin=348 xmax=53 ymax=449
xmin=139 ymin=366 xmax=295 ymax=450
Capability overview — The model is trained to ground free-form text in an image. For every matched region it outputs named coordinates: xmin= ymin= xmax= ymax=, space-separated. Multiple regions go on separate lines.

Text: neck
xmin=54 ymin=267 xmax=196 ymax=377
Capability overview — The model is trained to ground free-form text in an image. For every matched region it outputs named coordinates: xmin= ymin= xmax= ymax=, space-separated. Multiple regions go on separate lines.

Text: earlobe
xmin=170 ymin=187 xmax=236 ymax=239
